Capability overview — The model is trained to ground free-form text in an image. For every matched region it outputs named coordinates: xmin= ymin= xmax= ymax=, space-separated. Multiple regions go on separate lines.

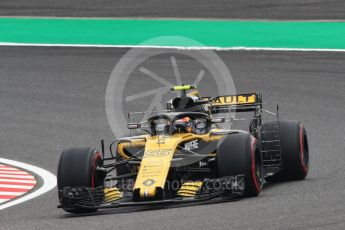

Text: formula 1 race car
xmin=57 ymin=85 xmax=309 ymax=213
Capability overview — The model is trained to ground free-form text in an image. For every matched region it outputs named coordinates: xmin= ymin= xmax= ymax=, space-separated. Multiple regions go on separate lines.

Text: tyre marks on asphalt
xmin=0 ymin=164 xmax=37 ymax=204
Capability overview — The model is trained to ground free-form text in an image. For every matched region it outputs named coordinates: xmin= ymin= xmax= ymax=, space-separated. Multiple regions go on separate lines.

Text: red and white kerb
xmin=0 ymin=164 xmax=37 ymax=204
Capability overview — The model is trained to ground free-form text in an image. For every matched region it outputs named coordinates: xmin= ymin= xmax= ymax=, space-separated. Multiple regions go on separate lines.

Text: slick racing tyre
xmin=261 ymin=120 xmax=309 ymax=182
xmin=217 ymin=133 xmax=264 ymax=197
xmin=57 ymin=147 xmax=104 ymax=213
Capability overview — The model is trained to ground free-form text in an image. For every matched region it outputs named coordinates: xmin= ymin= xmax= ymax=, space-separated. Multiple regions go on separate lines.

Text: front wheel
xmin=217 ymin=133 xmax=264 ymax=197
xmin=57 ymin=147 xmax=104 ymax=213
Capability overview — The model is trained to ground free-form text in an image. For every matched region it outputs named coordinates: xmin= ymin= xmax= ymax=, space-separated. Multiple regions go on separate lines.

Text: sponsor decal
xmin=214 ymin=94 xmax=256 ymax=106
xmin=143 ymin=179 xmax=156 ymax=186
xmin=184 ymin=140 xmax=199 ymax=151
xmin=145 ymin=149 xmax=172 ymax=158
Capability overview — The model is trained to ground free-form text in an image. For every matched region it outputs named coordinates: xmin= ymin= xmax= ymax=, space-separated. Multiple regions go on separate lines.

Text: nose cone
xmin=133 ymin=137 xmax=181 ymax=200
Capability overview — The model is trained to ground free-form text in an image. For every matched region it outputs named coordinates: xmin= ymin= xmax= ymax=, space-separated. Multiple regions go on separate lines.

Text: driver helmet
xmin=173 ymin=116 xmax=193 ymax=133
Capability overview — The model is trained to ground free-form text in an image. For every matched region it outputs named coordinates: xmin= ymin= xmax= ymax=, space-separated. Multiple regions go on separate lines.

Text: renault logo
xmin=143 ymin=179 xmax=156 ymax=186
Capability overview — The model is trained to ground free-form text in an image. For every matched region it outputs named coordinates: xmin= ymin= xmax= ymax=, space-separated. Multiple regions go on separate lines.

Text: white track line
xmin=0 ymin=42 xmax=345 ymax=52
xmin=1 ymin=15 xmax=345 ymax=22
xmin=0 ymin=171 xmax=29 ymax=175
xmin=0 ymin=158 xmax=56 ymax=210
xmin=0 ymin=167 xmax=20 ymax=171
xmin=0 ymin=184 xmax=34 ymax=189
xmin=0 ymin=191 xmax=25 ymax=196
xmin=0 ymin=179 xmax=36 ymax=184
xmin=0 ymin=199 xmax=9 ymax=204
xmin=0 ymin=175 xmax=34 ymax=179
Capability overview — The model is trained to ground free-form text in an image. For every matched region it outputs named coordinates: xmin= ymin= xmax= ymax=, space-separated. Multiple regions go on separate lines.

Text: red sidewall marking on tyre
xmin=250 ymin=138 xmax=261 ymax=193
xmin=0 ymin=164 xmax=37 ymax=204
xmin=91 ymin=152 xmax=102 ymax=189
xmin=299 ymin=124 xmax=308 ymax=174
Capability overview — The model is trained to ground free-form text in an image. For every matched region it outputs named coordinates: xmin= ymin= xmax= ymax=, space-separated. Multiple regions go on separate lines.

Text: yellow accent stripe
xmin=171 ymin=85 xmax=196 ymax=91
xmin=177 ymin=181 xmax=203 ymax=197
xmin=177 ymin=192 xmax=196 ymax=197
xmin=104 ymin=188 xmax=122 ymax=202
xmin=177 ymin=189 xmax=199 ymax=194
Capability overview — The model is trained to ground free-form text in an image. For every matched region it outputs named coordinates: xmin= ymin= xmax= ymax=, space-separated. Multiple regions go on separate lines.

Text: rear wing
xmin=166 ymin=85 xmax=262 ymax=114
xmin=203 ymin=93 xmax=262 ymax=113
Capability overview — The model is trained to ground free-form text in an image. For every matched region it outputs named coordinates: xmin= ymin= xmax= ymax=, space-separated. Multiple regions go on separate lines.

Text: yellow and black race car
xmin=57 ymin=85 xmax=309 ymax=213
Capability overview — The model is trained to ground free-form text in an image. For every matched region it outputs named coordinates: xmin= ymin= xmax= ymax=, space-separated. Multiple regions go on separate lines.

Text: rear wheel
xmin=262 ymin=120 xmax=309 ymax=182
xmin=57 ymin=147 xmax=104 ymax=213
xmin=217 ymin=133 xmax=264 ymax=197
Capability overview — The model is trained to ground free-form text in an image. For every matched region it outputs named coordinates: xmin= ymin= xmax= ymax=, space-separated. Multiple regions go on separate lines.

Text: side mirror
xmin=127 ymin=123 xmax=141 ymax=129
xmin=211 ymin=117 xmax=225 ymax=123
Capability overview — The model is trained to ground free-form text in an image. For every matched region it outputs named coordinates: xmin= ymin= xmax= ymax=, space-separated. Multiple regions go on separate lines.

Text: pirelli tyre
xmin=57 ymin=147 xmax=104 ymax=213
xmin=217 ymin=133 xmax=264 ymax=197
xmin=261 ymin=120 xmax=309 ymax=181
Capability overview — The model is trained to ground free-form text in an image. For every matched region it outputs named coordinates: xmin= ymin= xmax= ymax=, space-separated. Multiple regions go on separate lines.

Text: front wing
xmin=58 ymin=175 xmax=245 ymax=211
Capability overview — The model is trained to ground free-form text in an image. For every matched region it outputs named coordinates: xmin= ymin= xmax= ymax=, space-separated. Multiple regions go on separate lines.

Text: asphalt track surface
xmin=0 ymin=46 xmax=344 ymax=229
xmin=0 ymin=0 xmax=344 ymax=20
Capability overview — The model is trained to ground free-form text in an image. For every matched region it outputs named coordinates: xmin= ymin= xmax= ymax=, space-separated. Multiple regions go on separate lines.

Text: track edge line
xmin=0 ymin=42 xmax=345 ymax=52
xmin=0 ymin=158 xmax=56 ymax=210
